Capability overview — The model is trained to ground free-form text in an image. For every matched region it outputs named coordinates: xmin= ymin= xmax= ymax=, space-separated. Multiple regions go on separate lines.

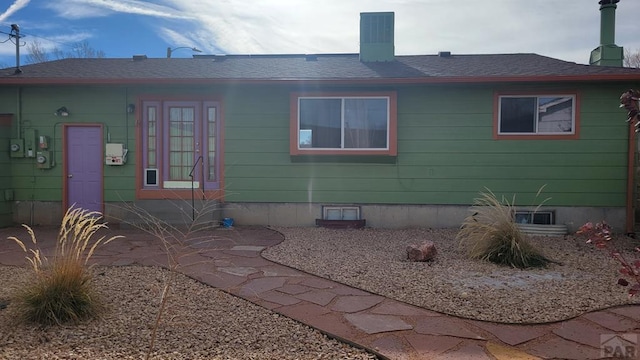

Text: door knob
xmin=67 ymin=174 xmax=73 ymax=178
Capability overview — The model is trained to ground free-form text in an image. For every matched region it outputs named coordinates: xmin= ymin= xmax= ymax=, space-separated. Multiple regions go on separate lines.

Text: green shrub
xmin=7 ymin=206 xmax=122 ymax=325
xmin=456 ymin=189 xmax=552 ymax=269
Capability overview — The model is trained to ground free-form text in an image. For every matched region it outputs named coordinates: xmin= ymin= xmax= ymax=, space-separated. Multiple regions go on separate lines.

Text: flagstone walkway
xmin=1 ymin=225 xmax=638 ymax=360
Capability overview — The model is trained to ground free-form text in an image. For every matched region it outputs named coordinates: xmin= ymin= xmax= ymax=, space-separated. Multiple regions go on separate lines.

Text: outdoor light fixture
xmin=166 ymin=46 xmax=202 ymax=58
xmin=54 ymin=107 xmax=69 ymax=117
xmin=127 ymin=104 xmax=135 ymax=114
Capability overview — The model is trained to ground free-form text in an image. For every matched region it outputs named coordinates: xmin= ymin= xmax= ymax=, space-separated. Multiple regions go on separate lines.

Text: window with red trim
xmin=290 ymin=92 xmax=397 ymax=155
xmin=495 ymin=93 xmax=579 ymax=139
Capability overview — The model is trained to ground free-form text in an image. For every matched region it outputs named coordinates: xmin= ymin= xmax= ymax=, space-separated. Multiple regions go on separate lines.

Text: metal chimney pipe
xmin=598 ymin=0 xmax=620 ymax=46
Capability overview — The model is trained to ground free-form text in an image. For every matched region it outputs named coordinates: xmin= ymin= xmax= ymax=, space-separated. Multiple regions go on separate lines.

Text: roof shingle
xmin=2 ymin=53 xmax=640 ymax=84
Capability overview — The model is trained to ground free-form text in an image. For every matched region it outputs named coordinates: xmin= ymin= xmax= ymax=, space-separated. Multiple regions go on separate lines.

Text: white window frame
xmin=296 ymin=96 xmax=391 ymax=151
xmin=498 ymin=94 xmax=576 ymax=135
xmin=322 ymin=206 xmax=361 ymax=220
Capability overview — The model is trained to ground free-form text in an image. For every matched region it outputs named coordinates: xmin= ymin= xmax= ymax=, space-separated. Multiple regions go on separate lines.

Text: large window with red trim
xmin=141 ymin=100 xmax=221 ymax=192
xmin=291 ymin=92 xmax=397 ymax=155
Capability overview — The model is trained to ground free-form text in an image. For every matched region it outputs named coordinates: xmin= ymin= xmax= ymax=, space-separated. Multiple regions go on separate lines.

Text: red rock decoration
xmin=406 ymin=241 xmax=437 ymax=262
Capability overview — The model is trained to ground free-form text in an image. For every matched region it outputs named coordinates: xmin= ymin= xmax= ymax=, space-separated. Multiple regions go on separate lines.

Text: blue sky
xmin=1 ymin=0 xmax=640 ymax=68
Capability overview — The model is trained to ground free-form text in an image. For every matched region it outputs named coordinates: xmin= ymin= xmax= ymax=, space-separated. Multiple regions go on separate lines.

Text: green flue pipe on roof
xmin=599 ymin=0 xmax=620 ymax=46
xmin=590 ymin=0 xmax=623 ymax=67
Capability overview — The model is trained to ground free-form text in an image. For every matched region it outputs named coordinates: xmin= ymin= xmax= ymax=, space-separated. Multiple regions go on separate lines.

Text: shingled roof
xmin=2 ymin=53 xmax=640 ymax=85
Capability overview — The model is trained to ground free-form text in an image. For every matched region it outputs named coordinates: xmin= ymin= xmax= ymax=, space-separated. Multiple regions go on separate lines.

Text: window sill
xmin=291 ymin=154 xmax=397 ymax=164
xmin=494 ymin=133 xmax=579 ymax=140
xmin=291 ymin=148 xmax=396 ymax=156
xmin=315 ymin=219 xmax=366 ymax=229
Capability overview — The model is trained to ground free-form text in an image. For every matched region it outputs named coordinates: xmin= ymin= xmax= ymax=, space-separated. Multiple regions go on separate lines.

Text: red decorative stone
xmin=406 ymin=241 xmax=437 ymax=262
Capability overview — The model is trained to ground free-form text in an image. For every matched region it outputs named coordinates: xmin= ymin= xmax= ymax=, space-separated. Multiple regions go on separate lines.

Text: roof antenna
xmin=10 ymin=24 xmax=22 ymax=74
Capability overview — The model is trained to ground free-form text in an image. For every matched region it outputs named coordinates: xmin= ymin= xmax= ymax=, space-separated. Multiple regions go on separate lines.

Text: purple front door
xmin=65 ymin=125 xmax=103 ymax=213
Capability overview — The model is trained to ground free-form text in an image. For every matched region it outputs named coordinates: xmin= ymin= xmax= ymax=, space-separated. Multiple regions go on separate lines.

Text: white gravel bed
xmin=0 ymin=266 xmax=377 ymax=360
xmin=263 ymin=227 xmax=640 ymax=323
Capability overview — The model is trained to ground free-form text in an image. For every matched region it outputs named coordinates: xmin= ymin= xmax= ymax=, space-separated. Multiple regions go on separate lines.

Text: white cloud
xmin=0 ymin=0 xmax=30 ymax=23
xmin=45 ymin=0 xmax=194 ymax=20
xmin=153 ymin=0 xmax=640 ymax=64
xmin=5 ymin=0 xmax=640 ymax=65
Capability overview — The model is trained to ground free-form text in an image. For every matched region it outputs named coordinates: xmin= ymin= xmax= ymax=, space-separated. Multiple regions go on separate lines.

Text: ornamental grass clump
xmin=456 ymin=189 xmax=552 ymax=269
xmin=7 ymin=206 xmax=122 ymax=325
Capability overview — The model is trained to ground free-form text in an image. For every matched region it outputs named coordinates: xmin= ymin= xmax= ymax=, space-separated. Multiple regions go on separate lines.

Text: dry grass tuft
xmin=113 ymin=199 xmax=222 ymax=360
xmin=7 ymin=206 xmax=122 ymax=325
xmin=456 ymin=189 xmax=552 ymax=269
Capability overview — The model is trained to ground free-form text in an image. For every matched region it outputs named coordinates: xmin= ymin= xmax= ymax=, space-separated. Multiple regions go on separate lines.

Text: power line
xmin=0 ymin=22 xmax=83 ymax=51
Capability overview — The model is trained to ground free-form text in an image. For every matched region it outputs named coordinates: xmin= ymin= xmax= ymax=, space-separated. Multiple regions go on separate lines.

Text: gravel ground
xmin=0 ymin=266 xmax=377 ymax=360
xmin=263 ymin=227 xmax=640 ymax=323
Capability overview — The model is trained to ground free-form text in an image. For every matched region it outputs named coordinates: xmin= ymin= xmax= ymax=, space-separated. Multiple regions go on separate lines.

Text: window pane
xmin=182 ymin=107 xmax=194 ymax=122
xmin=342 ymin=208 xmax=359 ymax=220
xmin=207 ymin=107 xmax=216 ymax=181
xmin=500 ymin=97 xmax=536 ymax=133
xmin=326 ymin=209 xmax=342 ymax=220
xmin=147 ymin=107 xmax=157 ymax=167
xmin=182 ymin=137 xmax=193 ymax=151
xmin=344 ymin=98 xmax=388 ymax=148
xmin=169 ymin=106 xmax=195 ymax=181
xmin=299 ymin=99 xmax=341 ymax=148
xmin=538 ymin=97 xmax=573 ymax=133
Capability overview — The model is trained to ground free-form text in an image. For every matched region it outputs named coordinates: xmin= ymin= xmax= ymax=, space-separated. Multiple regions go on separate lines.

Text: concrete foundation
xmin=103 ymin=199 xmax=223 ymax=228
xmin=11 ymin=199 xmax=223 ymax=228
xmin=222 ymin=202 xmax=627 ymax=233
xmin=10 ymin=200 xmax=627 ymax=233
xmin=12 ymin=201 xmax=64 ymax=226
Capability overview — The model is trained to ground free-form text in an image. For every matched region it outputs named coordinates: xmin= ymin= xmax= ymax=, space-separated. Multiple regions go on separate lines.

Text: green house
xmin=1 ymin=8 xmax=640 ymax=232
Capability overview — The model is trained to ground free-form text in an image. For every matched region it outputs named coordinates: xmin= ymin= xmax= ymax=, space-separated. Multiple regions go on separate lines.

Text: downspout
xmin=626 ymin=122 xmax=635 ymax=235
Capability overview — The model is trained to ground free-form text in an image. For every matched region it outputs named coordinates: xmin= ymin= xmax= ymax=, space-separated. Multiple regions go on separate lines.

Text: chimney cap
xmin=599 ymin=0 xmax=619 ymax=5
xmin=438 ymin=51 xmax=452 ymax=57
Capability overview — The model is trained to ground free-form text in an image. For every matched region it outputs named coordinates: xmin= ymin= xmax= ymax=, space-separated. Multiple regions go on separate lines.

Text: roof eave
xmin=1 ymin=74 xmax=639 ymax=86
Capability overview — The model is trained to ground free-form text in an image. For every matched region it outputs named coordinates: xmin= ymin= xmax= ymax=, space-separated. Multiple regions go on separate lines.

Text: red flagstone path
xmin=1 ymin=225 xmax=638 ymax=360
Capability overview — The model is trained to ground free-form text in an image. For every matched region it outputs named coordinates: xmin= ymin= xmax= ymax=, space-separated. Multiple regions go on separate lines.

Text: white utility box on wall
xmin=105 ymin=143 xmax=128 ymax=165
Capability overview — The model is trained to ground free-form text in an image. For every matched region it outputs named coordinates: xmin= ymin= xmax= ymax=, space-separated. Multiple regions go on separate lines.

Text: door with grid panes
xmin=142 ymin=100 xmax=220 ymax=191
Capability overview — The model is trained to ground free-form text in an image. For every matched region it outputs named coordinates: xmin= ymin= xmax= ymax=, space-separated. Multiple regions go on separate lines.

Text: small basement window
xmin=323 ymin=206 xmax=361 ymax=220
xmin=515 ymin=210 xmax=554 ymax=225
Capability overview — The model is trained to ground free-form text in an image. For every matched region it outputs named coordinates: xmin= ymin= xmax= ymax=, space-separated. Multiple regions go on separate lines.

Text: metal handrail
xmin=188 ymin=156 xmax=203 ymax=222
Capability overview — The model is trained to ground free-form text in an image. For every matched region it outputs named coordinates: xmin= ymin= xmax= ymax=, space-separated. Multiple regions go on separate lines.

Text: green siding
xmin=0 ymin=82 xmax=636 ymax=210
xmin=3 ymin=86 xmax=136 ymax=207
xmin=0 ymin=122 xmax=12 ymax=227
xmin=223 ymin=84 xmax=632 ymax=207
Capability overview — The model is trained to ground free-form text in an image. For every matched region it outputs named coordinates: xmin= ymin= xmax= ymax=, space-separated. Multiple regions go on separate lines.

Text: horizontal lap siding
xmin=0 ymin=117 xmax=12 ymax=226
xmin=2 ymin=82 xmax=631 ymax=208
xmin=225 ymin=84 xmax=630 ymax=207
xmin=6 ymin=86 xmax=135 ymax=203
